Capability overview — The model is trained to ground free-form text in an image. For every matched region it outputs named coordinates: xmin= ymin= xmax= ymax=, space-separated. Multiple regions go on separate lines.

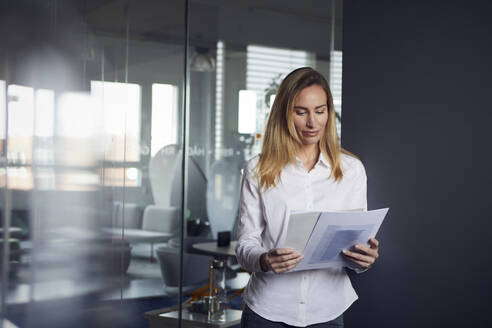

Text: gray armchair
xmin=156 ymin=237 xmax=213 ymax=295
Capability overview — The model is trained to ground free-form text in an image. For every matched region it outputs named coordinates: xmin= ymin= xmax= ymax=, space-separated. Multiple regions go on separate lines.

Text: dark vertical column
xmin=342 ymin=1 xmax=492 ymax=326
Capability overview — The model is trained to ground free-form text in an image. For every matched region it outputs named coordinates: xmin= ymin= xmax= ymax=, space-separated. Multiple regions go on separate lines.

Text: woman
xmin=235 ymin=67 xmax=380 ymax=327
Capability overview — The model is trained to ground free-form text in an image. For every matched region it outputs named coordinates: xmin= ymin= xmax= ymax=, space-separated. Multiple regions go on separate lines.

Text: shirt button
xmin=300 ymin=301 xmax=305 ymax=304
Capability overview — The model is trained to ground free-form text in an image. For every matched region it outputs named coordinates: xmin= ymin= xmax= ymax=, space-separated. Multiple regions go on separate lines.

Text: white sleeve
xmin=353 ymin=160 xmax=367 ymax=211
xmin=235 ymin=164 xmax=268 ymax=272
xmin=354 ymin=160 xmax=369 ymax=274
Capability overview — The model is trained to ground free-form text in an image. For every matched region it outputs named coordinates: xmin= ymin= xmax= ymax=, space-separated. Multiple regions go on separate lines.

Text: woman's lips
xmin=303 ymin=130 xmax=319 ymax=137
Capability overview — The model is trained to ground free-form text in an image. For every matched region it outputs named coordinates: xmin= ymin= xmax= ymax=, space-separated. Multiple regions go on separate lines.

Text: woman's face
xmin=292 ymin=84 xmax=329 ymax=147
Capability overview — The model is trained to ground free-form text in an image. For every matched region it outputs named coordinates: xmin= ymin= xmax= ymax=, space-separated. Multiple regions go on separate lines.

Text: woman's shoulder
xmin=340 ymin=152 xmax=363 ymax=167
xmin=241 ymin=154 xmax=261 ymax=180
xmin=340 ymin=152 xmax=366 ymax=178
xmin=244 ymin=154 xmax=260 ymax=171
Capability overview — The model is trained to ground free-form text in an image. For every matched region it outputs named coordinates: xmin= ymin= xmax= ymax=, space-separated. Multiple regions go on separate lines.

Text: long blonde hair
xmin=257 ymin=67 xmax=358 ymax=189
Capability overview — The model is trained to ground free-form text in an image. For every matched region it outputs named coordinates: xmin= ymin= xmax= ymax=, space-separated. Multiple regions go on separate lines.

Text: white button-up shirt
xmin=236 ymin=153 xmax=367 ymax=327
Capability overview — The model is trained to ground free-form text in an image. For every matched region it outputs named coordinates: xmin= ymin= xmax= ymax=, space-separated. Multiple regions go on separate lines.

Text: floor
xmin=5 ymin=242 xmax=245 ymax=327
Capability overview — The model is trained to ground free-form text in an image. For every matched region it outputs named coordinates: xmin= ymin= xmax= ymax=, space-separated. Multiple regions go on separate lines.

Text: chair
xmin=106 ymin=145 xmax=182 ymax=259
xmin=148 ymin=144 xmax=182 ymax=207
xmin=111 ymin=201 xmax=142 ymax=229
xmin=205 ymin=159 xmax=241 ymax=239
xmin=141 ymin=205 xmax=180 ymax=258
xmin=156 ymin=237 xmax=212 ymax=295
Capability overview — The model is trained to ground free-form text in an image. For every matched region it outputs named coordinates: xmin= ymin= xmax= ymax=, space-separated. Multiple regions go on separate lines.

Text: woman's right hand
xmin=260 ymin=248 xmax=304 ymax=273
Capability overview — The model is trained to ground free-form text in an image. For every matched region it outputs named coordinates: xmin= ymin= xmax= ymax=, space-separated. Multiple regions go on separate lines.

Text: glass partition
xmin=0 ymin=0 xmax=342 ymax=326
xmin=181 ymin=0 xmax=344 ymax=322
xmin=0 ymin=0 xmax=186 ymax=327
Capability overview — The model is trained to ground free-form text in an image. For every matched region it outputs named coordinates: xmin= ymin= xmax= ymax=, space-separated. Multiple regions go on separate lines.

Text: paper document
xmin=284 ymin=208 xmax=388 ymax=271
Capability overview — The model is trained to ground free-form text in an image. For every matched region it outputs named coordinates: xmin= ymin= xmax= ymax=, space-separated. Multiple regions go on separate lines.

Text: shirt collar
xmin=318 ymin=153 xmax=331 ymax=168
xmin=294 ymin=153 xmax=331 ymax=169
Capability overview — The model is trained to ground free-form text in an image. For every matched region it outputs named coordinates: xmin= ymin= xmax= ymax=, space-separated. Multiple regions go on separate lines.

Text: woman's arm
xmin=235 ymin=165 xmax=269 ymax=272
xmin=235 ymin=163 xmax=303 ymax=273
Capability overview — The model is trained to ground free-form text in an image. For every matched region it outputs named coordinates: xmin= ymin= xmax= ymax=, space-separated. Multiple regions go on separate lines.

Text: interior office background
xmin=1 ymin=0 xmax=491 ymax=327
xmin=0 ymin=0 xmax=344 ymax=327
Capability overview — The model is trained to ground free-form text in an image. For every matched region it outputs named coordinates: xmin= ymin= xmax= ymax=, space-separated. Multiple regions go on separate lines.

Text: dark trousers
xmin=240 ymin=305 xmax=344 ymax=328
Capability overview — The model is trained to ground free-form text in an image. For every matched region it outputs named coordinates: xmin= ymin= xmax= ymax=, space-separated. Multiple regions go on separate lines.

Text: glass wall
xmin=0 ymin=0 xmax=343 ymax=327
xmin=0 ymin=1 xmax=187 ymax=327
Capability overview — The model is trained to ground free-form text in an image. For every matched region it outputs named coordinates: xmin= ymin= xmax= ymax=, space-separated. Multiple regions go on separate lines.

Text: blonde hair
xmin=257 ymin=67 xmax=358 ymax=189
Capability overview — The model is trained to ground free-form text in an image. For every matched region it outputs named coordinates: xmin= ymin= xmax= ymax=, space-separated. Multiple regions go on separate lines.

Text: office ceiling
xmin=82 ymin=0 xmax=343 ymax=56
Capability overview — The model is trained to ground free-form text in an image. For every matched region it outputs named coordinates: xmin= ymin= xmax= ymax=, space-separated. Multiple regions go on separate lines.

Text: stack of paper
xmin=284 ymin=208 xmax=389 ymax=271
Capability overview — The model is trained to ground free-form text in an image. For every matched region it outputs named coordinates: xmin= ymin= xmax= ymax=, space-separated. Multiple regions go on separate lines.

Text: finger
xmin=272 ymin=257 xmax=304 ymax=273
xmin=271 ymin=255 xmax=304 ymax=269
xmin=343 ymin=252 xmax=373 ymax=268
xmin=271 ymin=255 xmax=304 ymax=270
xmin=369 ymin=238 xmax=379 ymax=249
xmin=353 ymin=244 xmax=378 ymax=259
xmin=344 ymin=252 xmax=375 ymax=264
xmin=268 ymin=254 xmax=300 ymax=265
xmin=269 ymin=248 xmax=296 ymax=256
xmin=268 ymin=251 xmax=303 ymax=264
xmin=274 ymin=265 xmax=297 ymax=273
xmin=346 ymin=257 xmax=372 ymax=269
xmin=342 ymin=249 xmax=375 ymax=265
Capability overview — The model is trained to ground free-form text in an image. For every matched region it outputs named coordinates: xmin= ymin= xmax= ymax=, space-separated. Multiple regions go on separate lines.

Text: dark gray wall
xmin=342 ymin=1 xmax=492 ymax=327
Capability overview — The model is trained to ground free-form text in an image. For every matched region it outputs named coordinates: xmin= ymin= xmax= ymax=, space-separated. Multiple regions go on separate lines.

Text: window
xmin=215 ymin=40 xmax=225 ymax=160
xmin=329 ymin=50 xmax=343 ymax=137
xmin=0 ymin=80 xmax=6 ymax=141
xmin=238 ymin=90 xmax=257 ymax=134
xmin=91 ymin=81 xmax=142 ymax=187
xmin=245 ymin=44 xmax=315 ymax=138
xmin=151 ymin=83 xmax=179 ymax=157
xmin=7 ymin=84 xmax=34 ymax=166
xmin=91 ymin=81 xmax=141 ymax=163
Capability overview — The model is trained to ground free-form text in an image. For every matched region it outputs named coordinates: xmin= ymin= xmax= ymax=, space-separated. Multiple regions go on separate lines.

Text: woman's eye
xmin=316 ymin=110 xmax=326 ymax=114
xmin=295 ymin=111 xmax=306 ymax=116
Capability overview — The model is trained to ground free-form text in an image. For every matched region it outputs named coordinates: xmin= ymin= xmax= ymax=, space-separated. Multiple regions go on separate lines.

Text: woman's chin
xmin=300 ymin=138 xmax=320 ymax=146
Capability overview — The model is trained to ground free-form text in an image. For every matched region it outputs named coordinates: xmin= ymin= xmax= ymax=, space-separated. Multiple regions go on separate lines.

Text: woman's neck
xmin=297 ymin=144 xmax=320 ymax=171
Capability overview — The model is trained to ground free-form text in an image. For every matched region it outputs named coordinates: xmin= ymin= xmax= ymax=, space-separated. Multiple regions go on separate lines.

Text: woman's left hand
xmin=342 ymin=237 xmax=379 ymax=269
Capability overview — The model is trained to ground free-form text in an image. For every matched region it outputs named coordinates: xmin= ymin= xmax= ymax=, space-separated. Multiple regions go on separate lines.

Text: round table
xmin=191 ymin=241 xmax=249 ymax=290
xmin=191 ymin=240 xmax=238 ymax=259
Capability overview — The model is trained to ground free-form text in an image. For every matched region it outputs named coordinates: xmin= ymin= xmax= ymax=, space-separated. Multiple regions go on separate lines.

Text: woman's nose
xmin=306 ymin=114 xmax=314 ymax=128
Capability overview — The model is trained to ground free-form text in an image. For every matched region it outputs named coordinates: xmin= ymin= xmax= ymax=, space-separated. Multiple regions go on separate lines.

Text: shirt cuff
xmin=250 ymin=248 xmax=268 ymax=273
xmin=236 ymin=243 xmax=268 ymax=273
xmin=354 ymin=266 xmax=368 ymax=274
